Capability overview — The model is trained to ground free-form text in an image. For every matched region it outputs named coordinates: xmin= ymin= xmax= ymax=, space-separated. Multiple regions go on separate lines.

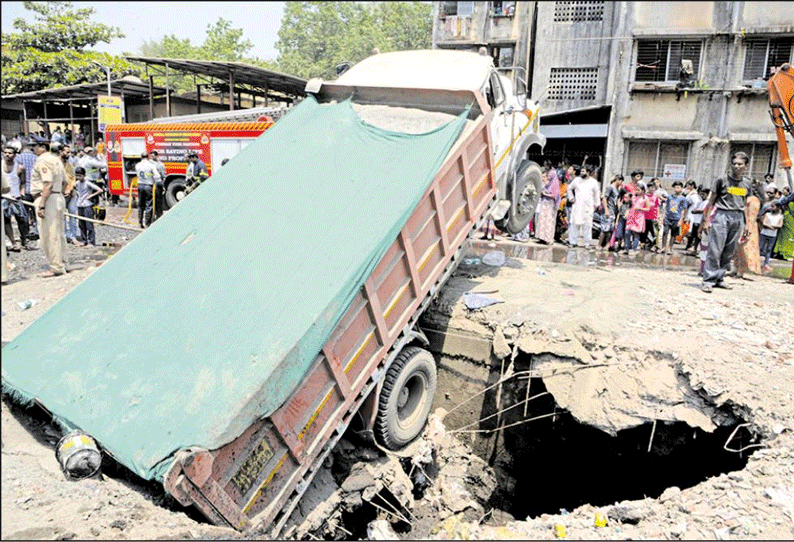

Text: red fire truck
xmin=104 ymin=107 xmax=285 ymax=209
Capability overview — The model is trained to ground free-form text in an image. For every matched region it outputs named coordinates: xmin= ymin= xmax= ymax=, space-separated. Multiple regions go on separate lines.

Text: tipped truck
xmin=1 ymin=50 xmax=545 ymax=536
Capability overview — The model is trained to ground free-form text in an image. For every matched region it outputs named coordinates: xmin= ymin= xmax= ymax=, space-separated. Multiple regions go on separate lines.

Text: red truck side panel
xmin=163 ymin=111 xmax=496 ymax=536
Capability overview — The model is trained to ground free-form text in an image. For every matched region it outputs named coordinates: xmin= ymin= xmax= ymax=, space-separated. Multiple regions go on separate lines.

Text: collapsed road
xmin=2 ymin=236 xmax=792 ymax=540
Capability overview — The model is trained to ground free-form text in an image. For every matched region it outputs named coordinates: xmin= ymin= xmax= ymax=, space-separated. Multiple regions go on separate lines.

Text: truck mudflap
xmin=161 ymin=109 xmax=497 ymax=536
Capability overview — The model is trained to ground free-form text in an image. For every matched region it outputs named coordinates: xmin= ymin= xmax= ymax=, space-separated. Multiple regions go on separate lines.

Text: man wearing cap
xmin=77 ymin=146 xmax=105 ymax=186
xmin=31 ymin=141 xmax=68 ymax=276
xmin=134 ymin=151 xmax=161 ymax=228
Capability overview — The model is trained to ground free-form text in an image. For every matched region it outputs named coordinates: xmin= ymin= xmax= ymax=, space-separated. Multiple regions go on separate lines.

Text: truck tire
xmin=165 ymin=178 xmax=187 ymax=209
xmin=505 ymin=160 xmax=543 ymax=235
xmin=375 ymin=346 xmax=437 ymax=450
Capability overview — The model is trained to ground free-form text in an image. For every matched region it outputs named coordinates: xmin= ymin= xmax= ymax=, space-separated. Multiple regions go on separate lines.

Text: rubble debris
xmin=463 ymin=291 xmax=503 ymax=310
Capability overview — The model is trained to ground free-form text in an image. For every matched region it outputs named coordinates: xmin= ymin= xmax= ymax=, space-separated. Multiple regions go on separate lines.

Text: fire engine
xmin=104 ymin=106 xmax=287 ymax=209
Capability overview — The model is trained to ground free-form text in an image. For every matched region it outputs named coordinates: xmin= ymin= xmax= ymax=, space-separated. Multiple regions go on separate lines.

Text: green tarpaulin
xmin=1 ymin=96 xmax=468 ymax=481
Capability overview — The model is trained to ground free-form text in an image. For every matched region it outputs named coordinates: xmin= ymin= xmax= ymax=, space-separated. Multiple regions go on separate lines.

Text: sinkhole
xmin=483 ymin=372 xmax=761 ymax=521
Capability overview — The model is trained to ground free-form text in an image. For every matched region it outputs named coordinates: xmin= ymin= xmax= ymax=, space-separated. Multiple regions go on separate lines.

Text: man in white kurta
xmin=567 ymin=165 xmax=601 ymax=248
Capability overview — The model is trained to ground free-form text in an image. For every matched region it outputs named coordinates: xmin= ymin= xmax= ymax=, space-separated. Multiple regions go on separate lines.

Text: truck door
xmin=484 ymin=71 xmax=509 ymax=178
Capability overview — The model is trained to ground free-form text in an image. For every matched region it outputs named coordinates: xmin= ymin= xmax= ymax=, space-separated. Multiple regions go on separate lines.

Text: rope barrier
xmin=3 ymin=194 xmax=144 ymax=232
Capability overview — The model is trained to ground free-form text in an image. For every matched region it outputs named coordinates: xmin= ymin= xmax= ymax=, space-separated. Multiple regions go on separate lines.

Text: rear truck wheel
xmin=505 ymin=160 xmax=543 ymax=235
xmin=165 ymin=178 xmax=187 ymax=209
xmin=375 ymin=346 xmax=437 ymax=450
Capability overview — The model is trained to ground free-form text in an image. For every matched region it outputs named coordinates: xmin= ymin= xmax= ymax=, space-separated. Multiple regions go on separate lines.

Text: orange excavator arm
xmin=768 ymin=63 xmax=794 ymax=189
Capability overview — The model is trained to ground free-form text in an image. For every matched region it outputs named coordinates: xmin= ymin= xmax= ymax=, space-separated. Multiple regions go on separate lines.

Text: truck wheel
xmin=375 ymin=346 xmax=437 ymax=450
xmin=165 ymin=178 xmax=187 ymax=209
xmin=505 ymin=160 xmax=543 ymax=235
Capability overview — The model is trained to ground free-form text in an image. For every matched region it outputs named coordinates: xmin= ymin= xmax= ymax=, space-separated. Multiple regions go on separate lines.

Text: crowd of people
xmin=490 ymin=154 xmax=794 ymax=286
xmin=1 ymin=134 xmax=117 ymax=282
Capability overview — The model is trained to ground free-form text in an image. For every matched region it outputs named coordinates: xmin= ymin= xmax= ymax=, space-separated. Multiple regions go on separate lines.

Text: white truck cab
xmin=321 ymin=49 xmax=547 ymax=234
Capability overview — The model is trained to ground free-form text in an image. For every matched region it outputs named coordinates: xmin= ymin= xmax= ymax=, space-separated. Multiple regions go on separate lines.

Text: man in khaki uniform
xmin=30 ymin=141 xmax=67 ymax=276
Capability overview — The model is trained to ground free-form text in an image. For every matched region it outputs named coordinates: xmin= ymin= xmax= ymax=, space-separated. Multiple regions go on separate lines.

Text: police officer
xmin=31 ymin=141 xmax=68 ymax=276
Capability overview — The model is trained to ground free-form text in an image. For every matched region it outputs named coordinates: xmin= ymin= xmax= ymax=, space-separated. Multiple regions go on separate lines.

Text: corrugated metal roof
xmin=124 ymin=57 xmax=307 ymax=98
xmin=3 ymin=78 xmax=166 ymax=101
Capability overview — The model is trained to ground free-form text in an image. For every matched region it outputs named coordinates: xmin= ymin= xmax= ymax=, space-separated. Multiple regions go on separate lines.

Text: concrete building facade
xmin=433 ymin=1 xmax=794 ymax=189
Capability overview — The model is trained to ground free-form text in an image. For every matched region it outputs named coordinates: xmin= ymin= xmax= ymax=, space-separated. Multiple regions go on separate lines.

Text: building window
xmin=495 ymin=45 xmax=514 ymax=68
xmin=439 ymin=1 xmax=474 ymax=17
xmin=625 ymin=140 xmax=691 ymax=184
xmin=553 ymin=1 xmax=604 ymax=22
xmin=548 ymin=67 xmax=598 ymax=100
xmin=635 ymin=40 xmax=702 ymax=83
xmin=730 ymin=143 xmax=776 ymax=181
xmin=743 ymin=38 xmax=793 ymax=80
xmin=492 ymin=1 xmax=515 ymax=17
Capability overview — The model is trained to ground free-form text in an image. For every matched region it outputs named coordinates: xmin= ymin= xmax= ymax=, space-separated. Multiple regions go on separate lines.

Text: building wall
xmin=432 ymin=1 xmax=533 ymax=76
xmin=432 ymin=2 xmax=793 ymax=188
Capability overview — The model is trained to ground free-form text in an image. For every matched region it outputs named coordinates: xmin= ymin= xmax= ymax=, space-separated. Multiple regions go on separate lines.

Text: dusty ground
xmin=2 ymin=229 xmax=793 ymax=540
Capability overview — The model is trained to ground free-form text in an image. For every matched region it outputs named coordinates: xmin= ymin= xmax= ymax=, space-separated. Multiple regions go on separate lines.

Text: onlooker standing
xmin=31 ymin=141 xmax=68 ymax=277
xmin=642 ymin=179 xmax=661 ymax=251
xmin=535 ymin=168 xmax=560 ymax=245
xmin=759 ymin=200 xmax=784 ymax=273
xmin=699 ymin=151 xmax=752 ymax=292
xmin=614 ymin=191 xmax=632 ymax=252
xmin=661 ymin=180 xmax=688 ymax=254
xmin=60 ymin=144 xmax=79 ymax=244
xmin=134 ymin=151 xmax=160 ymax=228
xmin=598 ymin=174 xmax=622 ymax=250
xmin=732 ymin=180 xmax=766 ymax=278
xmin=14 ymin=142 xmax=39 ymax=241
xmin=74 ymin=167 xmax=103 ymax=246
xmin=77 ymin=146 xmax=105 ymax=186
xmin=624 ymin=182 xmax=650 ymax=254
xmin=150 ymin=150 xmax=167 ymax=221
xmin=1 ymin=164 xmax=9 ymax=283
xmin=567 ymin=165 xmax=600 ymax=248
xmin=2 ymin=146 xmax=30 ymax=251
xmin=684 ymin=180 xmax=702 ymax=252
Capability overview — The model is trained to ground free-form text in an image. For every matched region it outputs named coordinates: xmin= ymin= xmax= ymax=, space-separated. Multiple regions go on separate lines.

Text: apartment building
xmin=433 ymin=1 xmax=794 ymax=188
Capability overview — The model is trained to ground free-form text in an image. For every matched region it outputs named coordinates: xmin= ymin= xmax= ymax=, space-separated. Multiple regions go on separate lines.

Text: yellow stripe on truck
xmin=493 ymin=109 xmax=536 ymax=170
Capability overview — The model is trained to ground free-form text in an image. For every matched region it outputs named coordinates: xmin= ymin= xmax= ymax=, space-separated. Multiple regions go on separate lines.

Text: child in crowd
xmin=642 ymin=180 xmax=661 ymax=251
xmin=684 ymin=181 xmax=703 ymax=252
xmin=698 ymin=203 xmax=716 ymax=276
xmin=74 ymin=167 xmax=103 ymax=246
xmin=661 ymin=180 xmax=688 ymax=254
xmin=623 ymin=182 xmax=649 ymax=254
xmin=614 ymin=192 xmax=632 ymax=252
xmin=758 ymin=200 xmax=784 ymax=273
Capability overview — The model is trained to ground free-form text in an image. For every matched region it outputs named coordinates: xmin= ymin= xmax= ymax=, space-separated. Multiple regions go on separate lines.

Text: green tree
xmin=138 ymin=17 xmax=274 ymax=94
xmin=200 ymin=18 xmax=253 ymax=61
xmin=275 ymin=2 xmax=432 ymax=80
xmin=1 ymin=1 xmax=137 ymax=94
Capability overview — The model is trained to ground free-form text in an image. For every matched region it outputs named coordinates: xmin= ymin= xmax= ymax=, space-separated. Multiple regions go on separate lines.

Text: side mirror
xmin=335 ymin=62 xmax=351 ymax=77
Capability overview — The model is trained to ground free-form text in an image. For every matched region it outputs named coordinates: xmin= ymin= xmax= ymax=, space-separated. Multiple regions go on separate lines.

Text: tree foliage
xmin=138 ymin=17 xmax=275 ymax=94
xmin=275 ymin=2 xmax=432 ymax=80
xmin=1 ymin=1 xmax=137 ymax=94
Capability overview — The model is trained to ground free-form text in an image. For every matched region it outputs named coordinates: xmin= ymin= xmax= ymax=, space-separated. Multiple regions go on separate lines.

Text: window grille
xmin=635 ymin=40 xmax=702 ymax=82
xmin=743 ymin=38 xmax=793 ymax=80
xmin=625 ymin=140 xmax=691 ymax=183
xmin=440 ymin=1 xmax=474 ymax=17
xmin=548 ymin=67 xmax=598 ymax=100
xmin=729 ymin=143 xmax=776 ymax=180
xmin=553 ymin=1 xmax=604 ymax=22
